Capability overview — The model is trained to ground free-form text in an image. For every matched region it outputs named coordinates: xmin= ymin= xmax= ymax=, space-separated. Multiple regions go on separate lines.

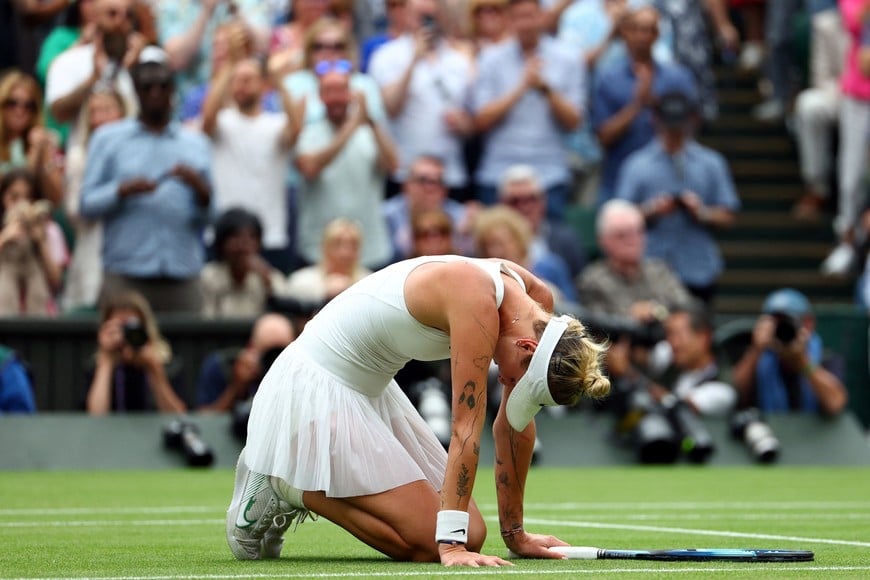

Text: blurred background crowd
xmin=0 ymin=0 xmax=867 ymax=445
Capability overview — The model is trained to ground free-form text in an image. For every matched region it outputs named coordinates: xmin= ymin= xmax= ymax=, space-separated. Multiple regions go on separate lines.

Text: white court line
xmin=0 ymin=519 xmax=224 ymax=528
xmin=521 ymin=517 xmax=870 ymax=548
xmin=544 ymin=513 xmax=870 ymax=521
xmin=0 ymin=506 xmax=220 ymax=516
xmin=4 ymin=567 xmax=870 ymax=580
xmin=481 ymin=501 xmax=870 ymax=511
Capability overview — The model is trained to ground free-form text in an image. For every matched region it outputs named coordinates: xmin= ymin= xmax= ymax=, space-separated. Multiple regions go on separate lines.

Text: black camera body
xmin=122 ymin=319 xmax=148 ymax=350
xmin=730 ymin=408 xmax=779 ymax=463
xmin=163 ymin=418 xmax=215 ymax=467
xmin=770 ymin=311 xmax=801 ymax=345
xmin=612 ymin=381 xmax=715 ymax=464
xmin=563 ymin=305 xmax=666 ymax=349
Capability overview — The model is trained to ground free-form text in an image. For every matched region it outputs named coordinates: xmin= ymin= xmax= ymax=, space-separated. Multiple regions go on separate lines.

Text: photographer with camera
xmin=615 ymin=90 xmax=740 ymax=304
xmin=195 ymin=312 xmax=295 ymax=412
xmin=85 ymin=290 xmax=187 ymax=415
xmin=732 ymin=288 xmax=848 ymax=417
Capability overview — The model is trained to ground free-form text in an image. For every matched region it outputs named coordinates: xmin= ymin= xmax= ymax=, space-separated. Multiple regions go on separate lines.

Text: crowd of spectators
xmin=0 ymin=0 xmax=865 ymax=424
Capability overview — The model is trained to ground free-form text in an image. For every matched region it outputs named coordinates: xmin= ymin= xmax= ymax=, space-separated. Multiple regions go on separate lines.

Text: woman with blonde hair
xmin=85 ymin=290 xmax=187 ymax=414
xmin=285 ymin=217 xmax=371 ymax=302
xmin=226 ymin=254 xmax=609 ymax=566
xmin=0 ymin=71 xmax=63 ymax=205
xmin=474 ymin=205 xmax=577 ymax=302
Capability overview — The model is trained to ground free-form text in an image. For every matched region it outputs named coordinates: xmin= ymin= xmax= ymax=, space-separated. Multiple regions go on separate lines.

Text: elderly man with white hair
xmin=497 ymin=164 xmax=587 ymax=279
xmin=575 ymin=199 xmax=692 ymax=322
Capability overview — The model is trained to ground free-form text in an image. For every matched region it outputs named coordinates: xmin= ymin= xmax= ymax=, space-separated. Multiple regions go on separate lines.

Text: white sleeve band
xmin=435 ymin=510 xmax=469 ymax=544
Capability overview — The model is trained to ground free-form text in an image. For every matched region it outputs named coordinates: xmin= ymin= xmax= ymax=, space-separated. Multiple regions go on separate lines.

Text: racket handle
xmin=549 ymin=546 xmax=600 ymax=559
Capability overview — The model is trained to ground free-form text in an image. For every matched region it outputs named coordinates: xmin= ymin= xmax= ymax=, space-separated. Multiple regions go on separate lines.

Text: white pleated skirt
xmin=244 ymin=342 xmax=448 ymax=498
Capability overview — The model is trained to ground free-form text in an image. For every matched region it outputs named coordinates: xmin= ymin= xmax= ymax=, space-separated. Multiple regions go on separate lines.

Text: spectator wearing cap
xmin=497 ymin=164 xmax=586 ymax=280
xmin=471 ymin=0 xmax=584 ymax=219
xmin=80 ymin=47 xmax=212 ymax=314
xmin=591 ymin=5 xmax=696 ymax=206
xmin=294 ymin=63 xmax=397 ymax=270
xmin=615 ymin=90 xmax=739 ymax=304
xmin=732 ymin=288 xmax=848 ymax=416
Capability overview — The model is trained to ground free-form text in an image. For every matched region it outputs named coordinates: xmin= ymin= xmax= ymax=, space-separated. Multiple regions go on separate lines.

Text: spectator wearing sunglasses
xmin=369 ymin=0 xmax=475 ymax=202
xmin=382 ymin=155 xmax=477 ymax=262
xmin=0 ymin=71 xmax=64 ymax=206
xmin=202 ymin=54 xmax=299 ymax=273
xmin=293 ymin=63 xmax=397 ymax=270
xmin=282 ymin=17 xmax=386 ymax=127
xmin=497 ymin=164 xmax=586 ymax=280
xmin=80 ymin=47 xmax=212 ymax=314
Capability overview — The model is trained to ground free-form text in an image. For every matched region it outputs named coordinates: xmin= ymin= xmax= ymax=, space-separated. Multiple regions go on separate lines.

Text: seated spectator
xmin=473 ymin=205 xmax=577 ymax=302
xmin=792 ymin=5 xmax=846 ymax=219
xmin=750 ymin=0 xmax=804 ymax=122
xmin=732 ymin=288 xmax=849 ymax=416
xmin=591 ymin=5 xmax=696 ymax=206
xmin=0 ymin=344 xmax=37 ymax=413
xmin=497 ymin=164 xmax=586 ymax=279
xmin=615 ymin=90 xmax=739 ymax=304
xmin=410 ymin=208 xmax=458 ymax=257
xmin=577 ymin=199 xmax=692 ymax=320
xmin=268 ymin=0 xmax=336 ymax=79
xmin=294 ymin=64 xmax=396 ymax=270
xmin=84 ymin=289 xmax=187 ymax=414
xmin=80 ymin=47 xmax=212 ymax=314
xmin=63 ymin=88 xmax=129 ymax=313
xmin=203 ymin=54 xmax=298 ymax=273
xmin=286 ymin=217 xmax=371 ymax=302
xmin=196 ymin=312 xmax=295 ymax=411
xmin=0 ymin=70 xmax=63 ymax=205
xmin=383 ymin=155 xmax=476 ymax=261
xmin=283 ymin=18 xmax=387 ymax=128
xmin=0 ymin=169 xmax=68 ymax=316
xmin=369 ymin=0 xmax=474 ymax=201
xmin=201 ymin=208 xmax=289 ymax=320
xmin=471 ymin=0 xmax=584 ymax=217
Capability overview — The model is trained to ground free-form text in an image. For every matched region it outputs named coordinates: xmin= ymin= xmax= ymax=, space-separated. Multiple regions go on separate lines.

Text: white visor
xmin=505 ymin=315 xmax=572 ymax=431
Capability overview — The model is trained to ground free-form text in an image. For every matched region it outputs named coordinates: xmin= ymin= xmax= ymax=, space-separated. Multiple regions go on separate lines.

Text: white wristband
xmin=435 ymin=510 xmax=469 ymax=545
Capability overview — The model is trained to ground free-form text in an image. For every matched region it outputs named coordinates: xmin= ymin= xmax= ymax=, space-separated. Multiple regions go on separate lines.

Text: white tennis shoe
xmin=226 ymin=450 xmax=312 ymax=559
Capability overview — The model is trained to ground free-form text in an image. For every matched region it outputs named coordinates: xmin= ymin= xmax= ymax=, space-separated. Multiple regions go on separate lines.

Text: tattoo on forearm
xmin=473 ymin=355 xmax=489 ymax=371
xmin=457 ymin=464 xmax=470 ymax=498
xmin=474 ymin=442 xmax=480 ymax=456
xmin=458 ymin=381 xmax=477 ymax=409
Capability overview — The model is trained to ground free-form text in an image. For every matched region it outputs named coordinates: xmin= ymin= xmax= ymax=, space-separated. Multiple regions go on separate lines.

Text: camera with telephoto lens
xmin=730 ymin=408 xmax=779 ymax=464
xmin=770 ymin=311 xmax=800 ymax=345
xmin=163 ymin=418 xmax=215 ymax=467
xmin=122 ymin=319 xmax=148 ymax=350
xmin=557 ymin=302 xmax=667 ymax=349
xmin=611 ymin=379 xmax=715 ymax=464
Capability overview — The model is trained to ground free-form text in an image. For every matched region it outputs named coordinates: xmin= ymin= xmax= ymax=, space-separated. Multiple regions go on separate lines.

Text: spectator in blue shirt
xmin=80 ymin=47 xmax=212 ymax=314
xmin=0 ymin=345 xmax=36 ymax=413
xmin=591 ymin=5 xmax=695 ymax=206
xmin=732 ymin=288 xmax=848 ymax=416
xmin=615 ymin=90 xmax=739 ymax=304
xmin=471 ymin=0 xmax=584 ymax=220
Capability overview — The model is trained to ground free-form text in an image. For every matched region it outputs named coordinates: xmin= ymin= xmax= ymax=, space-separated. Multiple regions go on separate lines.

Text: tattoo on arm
xmin=458 ymin=381 xmax=477 ymax=410
xmin=457 ymin=464 xmax=470 ymax=498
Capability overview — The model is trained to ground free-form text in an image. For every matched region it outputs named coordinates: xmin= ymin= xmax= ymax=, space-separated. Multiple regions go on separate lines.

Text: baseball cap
xmin=762 ymin=288 xmax=812 ymax=317
xmin=505 ymin=315 xmax=571 ymax=431
xmin=653 ymin=91 xmax=698 ymax=128
xmin=138 ymin=45 xmax=169 ymax=66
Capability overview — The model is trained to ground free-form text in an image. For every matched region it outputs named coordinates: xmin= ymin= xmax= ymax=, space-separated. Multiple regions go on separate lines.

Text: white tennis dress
xmin=244 ymin=255 xmax=525 ymax=498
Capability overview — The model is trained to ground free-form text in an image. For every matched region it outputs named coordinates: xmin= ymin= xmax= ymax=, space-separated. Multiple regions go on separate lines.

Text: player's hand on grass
xmin=439 ymin=544 xmax=513 ymax=567
xmin=504 ymin=530 xmax=569 ymax=559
